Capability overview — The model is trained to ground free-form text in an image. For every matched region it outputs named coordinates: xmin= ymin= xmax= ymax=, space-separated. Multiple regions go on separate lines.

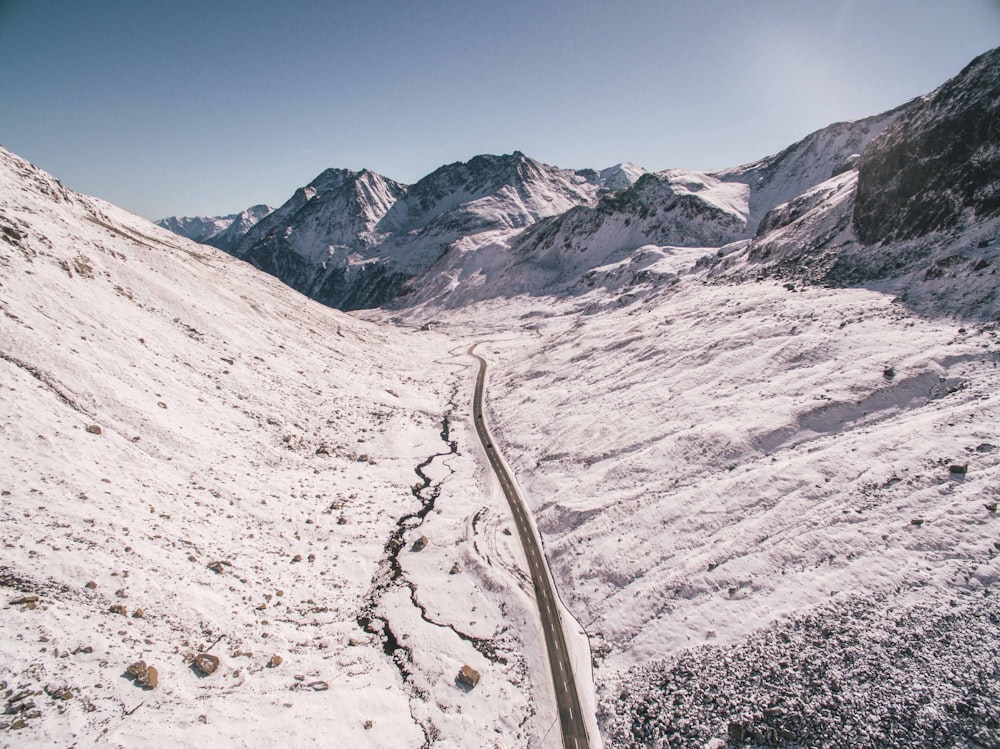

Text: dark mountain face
xmin=854 ymin=48 xmax=1000 ymax=245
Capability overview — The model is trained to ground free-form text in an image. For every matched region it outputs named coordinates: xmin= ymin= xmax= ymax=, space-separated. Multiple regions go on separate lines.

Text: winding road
xmin=468 ymin=343 xmax=590 ymax=749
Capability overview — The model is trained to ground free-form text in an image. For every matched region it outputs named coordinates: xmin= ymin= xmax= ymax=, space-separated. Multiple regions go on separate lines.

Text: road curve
xmin=468 ymin=343 xmax=590 ymax=749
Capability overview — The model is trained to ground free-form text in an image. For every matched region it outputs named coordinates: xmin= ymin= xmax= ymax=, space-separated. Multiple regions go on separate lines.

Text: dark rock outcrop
xmin=854 ymin=47 xmax=1000 ymax=245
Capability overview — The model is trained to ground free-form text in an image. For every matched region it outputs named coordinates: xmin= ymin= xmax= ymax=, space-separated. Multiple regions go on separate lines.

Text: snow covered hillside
xmin=392 ymin=248 xmax=1000 ymax=747
xmin=0 ymin=147 xmax=567 ymax=747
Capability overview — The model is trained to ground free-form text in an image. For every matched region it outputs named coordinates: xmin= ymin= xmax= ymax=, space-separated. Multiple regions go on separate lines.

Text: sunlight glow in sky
xmin=1 ymin=0 xmax=997 ymax=219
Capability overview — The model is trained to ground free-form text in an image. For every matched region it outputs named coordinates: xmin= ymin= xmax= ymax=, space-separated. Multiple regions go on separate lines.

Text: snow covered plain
xmin=391 ymin=250 xmax=1000 ymax=747
xmin=0 ymin=149 xmax=563 ymax=747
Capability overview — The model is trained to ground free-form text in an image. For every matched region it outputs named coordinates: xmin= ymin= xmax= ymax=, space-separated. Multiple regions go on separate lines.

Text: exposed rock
xmin=108 ymin=604 xmax=127 ymax=616
xmin=85 ymin=424 xmax=102 ymax=435
xmin=307 ymin=681 xmax=329 ymax=691
xmin=84 ymin=581 xmax=97 ymax=589
xmin=456 ymin=664 xmax=481 ymax=689
xmin=267 ymin=654 xmax=282 ymax=668
xmin=950 ymin=464 xmax=969 ymax=475
xmin=132 ymin=608 xmax=144 ymax=619
xmin=290 ymin=554 xmax=302 ymax=563
xmin=8 ymin=595 xmax=38 ymax=606
xmin=449 ymin=562 xmax=461 ymax=575
xmin=854 ymin=48 xmax=1000 ymax=245
xmin=192 ymin=653 xmax=220 ymax=676
xmin=137 ymin=665 xmax=157 ymax=689
xmin=411 ymin=536 xmax=429 ymax=552
xmin=728 ymin=720 xmax=750 ymax=742
xmin=125 ymin=660 xmax=147 ymax=680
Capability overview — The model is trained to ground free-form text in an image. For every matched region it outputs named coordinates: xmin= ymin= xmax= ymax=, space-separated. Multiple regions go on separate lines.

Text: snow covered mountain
xmin=214 ymin=152 xmax=642 ymax=310
xmin=707 ymin=46 xmax=1000 ymax=321
xmin=155 ymin=213 xmax=237 ymax=245
xmin=155 ymin=203 xmax=272 ymax=252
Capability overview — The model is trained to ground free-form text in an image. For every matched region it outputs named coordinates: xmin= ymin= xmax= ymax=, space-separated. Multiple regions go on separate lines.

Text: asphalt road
xmin=468 ymin=343 xmax=590 ymax=749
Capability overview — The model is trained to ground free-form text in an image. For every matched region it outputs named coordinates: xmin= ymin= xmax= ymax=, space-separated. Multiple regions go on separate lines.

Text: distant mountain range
xmin=157 ymin=47 xmax=1000 ymax=317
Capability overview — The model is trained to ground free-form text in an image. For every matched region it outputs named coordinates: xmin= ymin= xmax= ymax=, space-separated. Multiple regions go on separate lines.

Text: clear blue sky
xmin=1 ymin=0 xmax=997 ymax=220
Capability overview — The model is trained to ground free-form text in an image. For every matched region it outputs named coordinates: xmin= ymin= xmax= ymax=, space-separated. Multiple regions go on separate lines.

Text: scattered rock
xmin=125 ymin=660 xmax=148 ymax=679
xmin=911 ymin=518 xmax=926 ymax=526
xmin=950 ymin=463 xmax=969 ymax=475
xmin=449 ymin=562 xmax=461 ymax=575
xmin=207 ymin=561 xmax=231 ymax=574
xmin=114 ymin=589 xmax=128 ymax=599
xmin=192 ymin=653 xmax=220 ymax=676
xmin=157 ymin=401 xmax=167 ymax=409
xmin=84 ymin=581 xmax=97 ymax=589
xmin=267 ymin=655 xmax=282 ymax=668
xmin=108 ymin=604 xmax=127 ymax=616
xmin=976 ymin=443 xmax=996 ymax=453
xmin=456 ymin=664 xmax=481 ymax=689
xmin=290 ymin=554 xmax=302 ymax=563
xmin=132 ymin=608 xmax=144 ymax=619
xmin=85 ymin=424 xmax=102 ymax=435
xmin=337 ymin=516 xmax=348 ymax=525
xmin=364 ymin=720 xmax=374 ymax=729
xmin=307 ymin=553 xmax=315 ymax=563
xmin=883 ymin=366 xmax=896 ymax=379
xmin=986 ymin=502 xmax=998 ymax=513
xmin=9 ymin=595 xmax=38 ymax=606
xmin=412 ymin=536 xmax=429 ymax=552
xmin=307 ymin=681 xmax=329 ymax=691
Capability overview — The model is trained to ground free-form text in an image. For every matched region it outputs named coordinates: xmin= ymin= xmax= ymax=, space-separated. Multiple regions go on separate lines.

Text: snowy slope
xmin=0 ymin=147 xmax=567 ymax=748
xmin=394 ymin=267 xmax=1000 ymax=747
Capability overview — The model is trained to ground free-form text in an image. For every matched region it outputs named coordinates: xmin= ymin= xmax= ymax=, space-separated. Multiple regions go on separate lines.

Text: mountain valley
xmin=4 ymin=46 xmax=1000 ymax=748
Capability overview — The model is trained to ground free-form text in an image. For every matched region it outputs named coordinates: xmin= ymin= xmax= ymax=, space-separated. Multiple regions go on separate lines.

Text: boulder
xmin=456 ymin=664 xmax=480 ymax=689
xmin=193 ymin=653 xmax=220 ymax=676
xmin=138 ymin=665 xmax=158 ymax=689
